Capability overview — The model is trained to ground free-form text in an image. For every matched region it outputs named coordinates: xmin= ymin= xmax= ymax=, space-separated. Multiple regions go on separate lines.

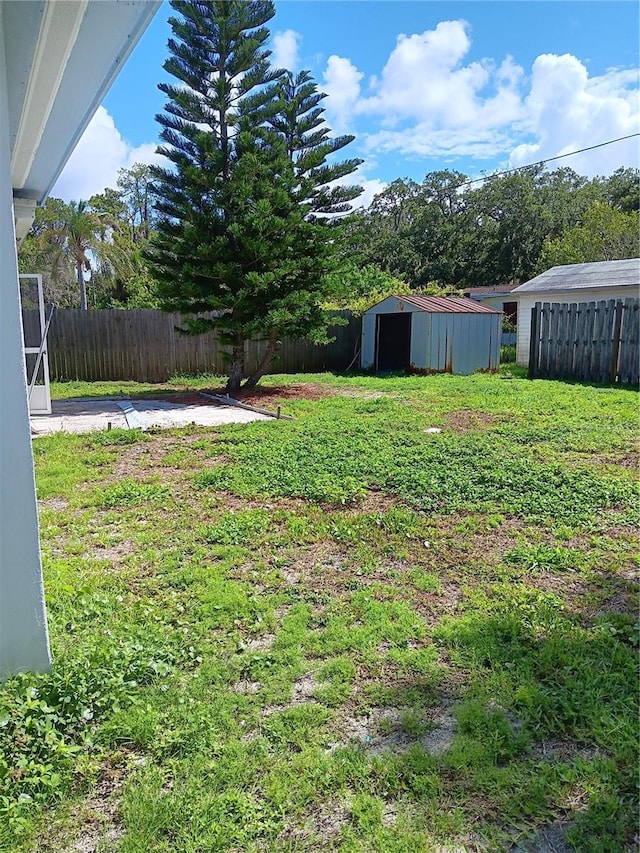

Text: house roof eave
xmin=5 ymin=0 xmax=161 ymax=205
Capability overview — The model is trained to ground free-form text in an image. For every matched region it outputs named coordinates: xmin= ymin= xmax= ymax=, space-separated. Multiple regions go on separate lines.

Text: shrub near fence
xmin=528 ymin=298 xmax=639 ymax=385
xmin=21 ymin=309 xmax=361 ymax=383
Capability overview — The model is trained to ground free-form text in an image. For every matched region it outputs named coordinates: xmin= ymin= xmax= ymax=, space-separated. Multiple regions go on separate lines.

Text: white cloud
xmin=359 ymin=21 xmax=495 ymax=128
xmin=320 ymin=19 xmax=638 ymax=181
xmin=271 ymin=29 xmax=302 ymax=73
xmin=364 ymin=125 xmax=518 ymax=161
xmin=509 ymin=54 xmax=640 ymax=176
xmin=322 ymin=55 xmax=363 ymax=134
xmin=52 ymin=106 xmax=163 ymax=201
xmin=354 ymin=177 xmax=387 ymax=209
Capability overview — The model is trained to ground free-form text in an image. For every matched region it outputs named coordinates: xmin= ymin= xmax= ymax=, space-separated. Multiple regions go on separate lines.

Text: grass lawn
xmin=1 ymin=370 xmax=638 ymax=852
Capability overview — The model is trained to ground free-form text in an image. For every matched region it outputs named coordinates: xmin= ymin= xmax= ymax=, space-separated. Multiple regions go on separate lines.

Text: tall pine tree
xmin=146 ymin=1 xmax=362 ymax=390
xmin=271 ymin=70 xmax=363 ymax=216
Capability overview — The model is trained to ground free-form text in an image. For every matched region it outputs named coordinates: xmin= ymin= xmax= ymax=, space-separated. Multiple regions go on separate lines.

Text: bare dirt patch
xmin=143 ymin=384 xmax=332 ymax=410
xmin=441 ymin=410 xmax=497 ymax=432
xmin=527 ymin=569 xmax=638 ymax=620
xmin=329 ymin=706 xmax=456 ymax=756
xmin=351 ymin=489 xmax=400 ymax=514
xmin=397 ymin=575 xmax=463 ymax=623
xmin=39 ymin=497 xmax=69 ymax=511
xmin=510 ymin=820 xmax=576 ymax=853
xmin=530 ymin=739 xmax=599 ymax=762
xmin=230 ymin=384 xmax=332 ymax=406
xmin=244 ymin=633 xmax=276 ymax=652
xmin=421 ymin=710 xmax=457 ymax=756
xmin=584 ymin=450 xmax=639 ymax=471
xmin=278 ymin=799 xmax=350 ymax=846
xmin=89 ymin=540 xmax=135 ymax=565
xmin=290 ymin=673 xmax=318 ymax=702
xmin=111 ymin=442 xmax=156 ymax=480
xmin=232 ymin=679 xmax=262 ymax=695
xmin=263 ymin=674 xmax=319 ymax=717
xmin=109 ymin=436 xmax=213 ymax=481
xmin=182 ymin=487 xmax=311 ymax=517
xmin=282 ymin=547 xmax=348 ymax=590
xmin=417 ymin=515 xmax=532 ymax=574
xmin=382 ymin=802 xmax=398 ymax=827
xmin=63 ymin=763 xmax=129 ymax=853
xmin=609 ymin=452 xmax=638 ymax=470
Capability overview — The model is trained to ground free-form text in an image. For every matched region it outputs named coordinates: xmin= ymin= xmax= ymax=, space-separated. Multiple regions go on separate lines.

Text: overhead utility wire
xmin=458 ymin=132 xmax=640 ymax=189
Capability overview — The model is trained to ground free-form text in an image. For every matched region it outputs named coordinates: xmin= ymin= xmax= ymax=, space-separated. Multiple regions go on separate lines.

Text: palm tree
xmin=63 ymin=200 xmax=108 ymax=310
xmin=22 ymin=198 xmax=111 ymax=309
xmin=20 ymin=197 xmax=149 ymax=308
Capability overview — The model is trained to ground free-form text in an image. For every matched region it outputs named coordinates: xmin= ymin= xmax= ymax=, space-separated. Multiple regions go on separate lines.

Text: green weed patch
xmin=3 ymin=372 xmax=637 ymax=851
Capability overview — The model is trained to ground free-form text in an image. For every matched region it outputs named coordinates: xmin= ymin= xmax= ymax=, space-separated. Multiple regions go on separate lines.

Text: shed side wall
xmin=410 ymin=311 xmax=428 ymax=368
xmin=361 ymin=311 xmax=377 ymax=369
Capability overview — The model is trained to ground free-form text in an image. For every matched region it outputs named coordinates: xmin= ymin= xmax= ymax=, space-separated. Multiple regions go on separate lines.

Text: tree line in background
xmin=344 ymin=165 xmax=639 ymax=293
xmin=19 ymin=164 xmax=639 ymax=310
xmin=17 ymin=0 xmax=639 ymax=389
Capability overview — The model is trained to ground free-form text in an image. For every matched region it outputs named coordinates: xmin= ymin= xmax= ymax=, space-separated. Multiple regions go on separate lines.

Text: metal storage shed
xmin=361 ymin=295 xmax=502 ymax=375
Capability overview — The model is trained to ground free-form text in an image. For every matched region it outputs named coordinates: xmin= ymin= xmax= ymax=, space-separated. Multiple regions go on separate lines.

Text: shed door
xmin=375 ymin=312 xmax=411 ymax=371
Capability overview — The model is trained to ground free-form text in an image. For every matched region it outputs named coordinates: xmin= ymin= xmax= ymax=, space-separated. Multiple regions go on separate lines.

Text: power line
xmin=458 ymin=132 xmax=640 ymax=189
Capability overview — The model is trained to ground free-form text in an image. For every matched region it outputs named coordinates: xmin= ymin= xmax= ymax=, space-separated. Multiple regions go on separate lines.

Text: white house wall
xmin=474 ymin=295 xmax=510 ymax=311
xmin=516 ymin=287 xmax=639 ymax=365
xmin=1 ymin=0 xmax=160 ymax=679
xmin=0 ymin=21 xmax=51 ymax=677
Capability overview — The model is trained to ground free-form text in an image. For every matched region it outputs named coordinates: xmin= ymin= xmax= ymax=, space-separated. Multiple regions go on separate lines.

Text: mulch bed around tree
xmin=135 ymin=384 xmax=332 ymax=409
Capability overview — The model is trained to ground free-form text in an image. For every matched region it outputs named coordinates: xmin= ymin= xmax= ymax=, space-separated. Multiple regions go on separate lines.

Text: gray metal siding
xmin=410 ymin=312 xmax=428 ymax=367
xmin=360 ymin=312 xmax=377 ymax=369
xmin=423 ymin=313 xmax=500 ymax=374
xmin=362 ymin=300 xmax=501 ymax=374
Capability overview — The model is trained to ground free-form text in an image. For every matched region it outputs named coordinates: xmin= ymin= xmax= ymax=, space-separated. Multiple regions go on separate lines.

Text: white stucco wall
xmin=0 ymin=24 xmax=51 ymax=677
xmin=515 ymin=287 xmax=639 ymax=365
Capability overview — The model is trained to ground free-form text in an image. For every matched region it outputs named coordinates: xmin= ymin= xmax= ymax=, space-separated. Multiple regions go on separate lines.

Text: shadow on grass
xmin=427 ymin=587 xmax=638 ymax=849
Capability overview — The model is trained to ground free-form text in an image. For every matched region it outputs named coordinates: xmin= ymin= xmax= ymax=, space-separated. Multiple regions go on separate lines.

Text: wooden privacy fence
xmin=21 ymin=309 xmax=361 ymax=383
xmin=528 ymin=299 xmax=639 ymax=385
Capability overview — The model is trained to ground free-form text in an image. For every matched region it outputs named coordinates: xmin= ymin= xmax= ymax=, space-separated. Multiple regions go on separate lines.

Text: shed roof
xmin=512 ymin=258 xmax=640 ymax=294
xmin=399 ymin=295 xmax=501 ymax=314
xmin=463 ymin=284 xmax=516 ymax=296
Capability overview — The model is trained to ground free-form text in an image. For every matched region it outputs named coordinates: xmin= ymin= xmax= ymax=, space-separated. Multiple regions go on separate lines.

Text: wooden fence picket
xmin=21 ymin=308 xmax=361 ymax=383
xmin=528 ymin=298 xmax=639 ymax=386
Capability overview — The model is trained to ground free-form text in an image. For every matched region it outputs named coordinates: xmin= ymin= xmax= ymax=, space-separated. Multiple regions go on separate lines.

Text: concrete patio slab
xmin=31 ymin=396 xmax=269 ymax=436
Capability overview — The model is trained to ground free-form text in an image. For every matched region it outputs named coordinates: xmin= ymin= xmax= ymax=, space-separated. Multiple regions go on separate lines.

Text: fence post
xmin=528 ymin=302 xmax=540 ymax=377
xmin=610 ymin=300 xmax=624 ymax=383
xmin=539 ymin=302 xmax=551 ymax=377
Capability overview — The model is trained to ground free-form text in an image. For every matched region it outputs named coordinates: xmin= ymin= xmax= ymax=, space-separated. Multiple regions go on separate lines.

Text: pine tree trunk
xmin=226 ymin=338 xmax=245 ymax=393
xmin=243 ymin=332 xmax=279 ymax=390
xmin=78 ymin=261 xmax=87 ymax=310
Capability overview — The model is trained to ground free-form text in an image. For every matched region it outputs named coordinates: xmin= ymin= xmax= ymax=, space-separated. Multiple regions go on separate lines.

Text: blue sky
xmin=54 ymin=1 xmax=640 ymax=206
